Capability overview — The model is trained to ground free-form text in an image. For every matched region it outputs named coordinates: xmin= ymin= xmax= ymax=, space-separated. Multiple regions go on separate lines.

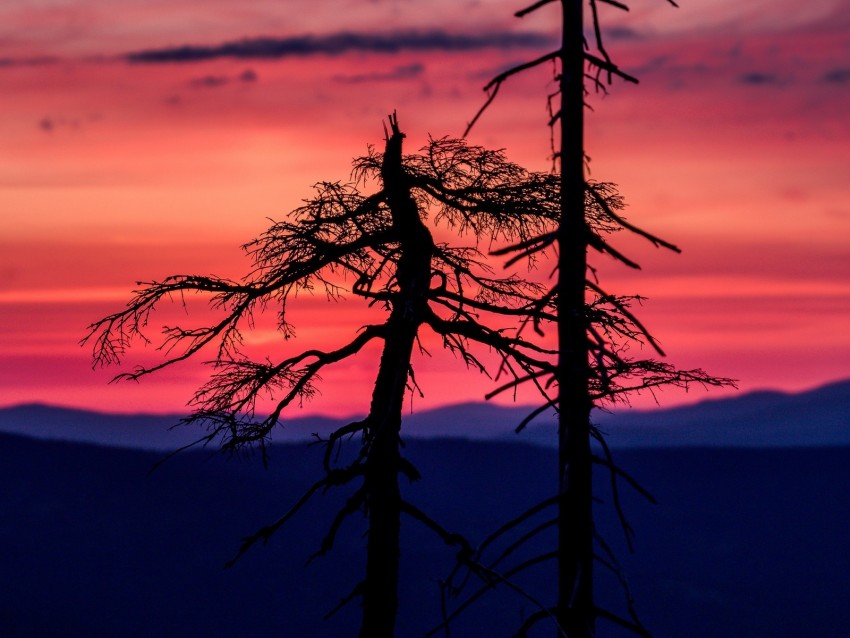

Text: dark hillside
xmin=1 ymin=433 xmax=848 ymax=637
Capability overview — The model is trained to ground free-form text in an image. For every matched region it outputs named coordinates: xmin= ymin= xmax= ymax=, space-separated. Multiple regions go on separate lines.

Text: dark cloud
xmin=603 ymin=26 xmax=643 ymax=41
xmin=37 ymin=115 xmax=101 ymax=133
xmin=333 ymin=63 xmax=424 ymax=84
xmin=187 ymin=69 xmax=259 ymax=88
xmin=822 ymin=68 xmax=850 ymax=84
xmin=629 ymin=55 xmax=671 ymax=76
xmin=125 ymin=30 xmax=552 ymax=63
xmin=738 ymin=71 xmax=780 ymax=85
xmin=189 ymin=75 xmax=229 ymax=88
xmin=0 ymin=56 xmax=59 ymax=68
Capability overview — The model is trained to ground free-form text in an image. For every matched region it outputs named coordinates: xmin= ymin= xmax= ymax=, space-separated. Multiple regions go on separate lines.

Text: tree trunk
xmin=360 ymin=325 xmax=412 ymax=638
xmin=557 ymin=1 xmax=595 ymax=636
xmin=359 ymin=117 xmax=434 ymax=638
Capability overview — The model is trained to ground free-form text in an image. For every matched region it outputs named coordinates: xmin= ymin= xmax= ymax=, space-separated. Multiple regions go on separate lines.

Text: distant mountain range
xmin=575 ymin=377 xmax=850 ymax=448
xmin=2 ymin=380 xmax=849 ymax=636
xmin=2 ymin=379 xmax=849 ymax=450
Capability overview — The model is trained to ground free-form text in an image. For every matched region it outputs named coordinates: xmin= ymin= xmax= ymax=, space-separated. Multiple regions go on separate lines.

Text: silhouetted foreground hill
xmin=1 ymin=432 xmax=848 ymax=637
xmin=3 ymin=378 xmax=850 ymax=450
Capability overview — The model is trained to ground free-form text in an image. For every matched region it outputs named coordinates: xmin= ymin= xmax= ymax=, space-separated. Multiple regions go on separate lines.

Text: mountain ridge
xmin=1 ymin=377 xmax=848 ymax=450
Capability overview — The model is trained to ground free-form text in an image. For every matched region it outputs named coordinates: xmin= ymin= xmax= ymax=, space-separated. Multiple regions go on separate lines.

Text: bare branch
xmin=585 ymin=52 xmax=640 ymax=84
xmin=475 ymin=495 xmax=559 ymax=560
xmin=598 ymin=0 xmax=630 ymax=10
xmin=401 ymin=501 xmax=474 ymax=562
xmin=308 ymin=484 xmax=368 ymax=564
xmin=514 ymin=0 xmax=557 ymax=18
xmin=513 ymin=400 xmax=557 ymax=434
xmin=224 ymin=464 xmax=364 ymax=569
xmin=324 ymin=581 xmax=365 ymax=620
xmin=588 ymin=182 xmax=680 ymax=252
xmin=586 ymin=279 xmax=665 ymax=356
xmin=464 ymin=51 xmax=560 ymax=137
xmin=423 ymin=552 xmax=563 ymax=638
xmin=594 ymin=607 xmax=652 ymax=637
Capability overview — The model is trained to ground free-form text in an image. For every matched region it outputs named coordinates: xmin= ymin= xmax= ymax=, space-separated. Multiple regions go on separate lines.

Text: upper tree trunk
xmin=358 ymin=117 xmax=434 ymax=638
xmin=557 ymin=1 xmax=595 ymax=637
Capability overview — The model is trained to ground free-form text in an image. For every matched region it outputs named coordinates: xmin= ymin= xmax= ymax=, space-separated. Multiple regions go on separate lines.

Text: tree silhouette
xmin=84 ymin=114 xmax=564 ymax=638
xmin=433 ymin=1 xmax=736 ymax=637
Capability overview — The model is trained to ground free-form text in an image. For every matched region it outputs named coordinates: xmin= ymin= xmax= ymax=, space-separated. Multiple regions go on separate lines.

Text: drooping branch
xmin=224 ymin=463 xmax=365 ymax=569
xmin=587 ymin=182 xmax=680 ymax=252
xmin=586 ymin=280 xmax=665 ymax=356
xmin=423 ymin=552 xmax=564 ymax=638
xmin=464 ymin=50 xmax=561 ymax=137
xmin=594 ymin=607 xmax=652 ymax=638
xmin=308 ymin=484 xmax=369 ymax=563
xmin=515 ymin=0 xmax=558 ymax=18
xmin=182 ymin=325 xmax=386 ymax=450
xmin=400 ymin=500 xmax=475 ymax=563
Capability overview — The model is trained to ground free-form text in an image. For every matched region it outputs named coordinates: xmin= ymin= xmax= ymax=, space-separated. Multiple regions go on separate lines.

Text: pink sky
xmin=1 ymin=0 xmax=849 ymax=417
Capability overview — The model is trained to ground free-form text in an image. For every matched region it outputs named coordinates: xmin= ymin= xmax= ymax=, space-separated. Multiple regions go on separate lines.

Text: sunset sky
xmin=1 ymin=0 xmax=849 ymax=418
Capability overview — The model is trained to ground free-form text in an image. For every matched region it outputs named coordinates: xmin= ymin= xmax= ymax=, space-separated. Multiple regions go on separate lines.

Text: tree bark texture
xmin=358 ymin=118 xmax=434 ymax=638
xmin=557 ymin=1 xmax=595 ymax=637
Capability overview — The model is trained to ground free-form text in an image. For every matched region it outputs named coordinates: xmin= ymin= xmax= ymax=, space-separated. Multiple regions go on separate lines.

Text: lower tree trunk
xmin=557 ymin=382 xmax=594 ymax=637
xmin=359 ymin=328 xmax=410 ymax=638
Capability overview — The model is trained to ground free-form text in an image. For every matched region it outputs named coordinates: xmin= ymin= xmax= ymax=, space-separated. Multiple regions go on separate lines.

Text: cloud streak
xmin=0 ymin=56 xmax=59 ymax=67
xmin=188 ymin=68 xmax=258 ymax=88
xmin=822 ymin=68 xmax=850 ymax=84
xmin=333 ymin=63 xmax=424 ymax=84
xmin=125 ymin=30 xmax=553 ymax=63
xmin=738 ymin=71 xmax=781 ymax=85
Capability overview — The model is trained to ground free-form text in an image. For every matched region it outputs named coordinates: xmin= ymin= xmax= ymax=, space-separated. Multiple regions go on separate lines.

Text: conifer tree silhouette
xmin=85 ymin=114 xmax=565 ymax=638
xmin=429 ymin=2 xmax=735 ymax=636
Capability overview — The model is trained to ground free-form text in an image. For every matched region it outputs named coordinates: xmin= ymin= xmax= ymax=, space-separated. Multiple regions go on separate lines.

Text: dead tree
xmin=436 ymin=1 xmax=736 ymax=636
xmin=84 ymin=114 xmax=561 ymax=638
